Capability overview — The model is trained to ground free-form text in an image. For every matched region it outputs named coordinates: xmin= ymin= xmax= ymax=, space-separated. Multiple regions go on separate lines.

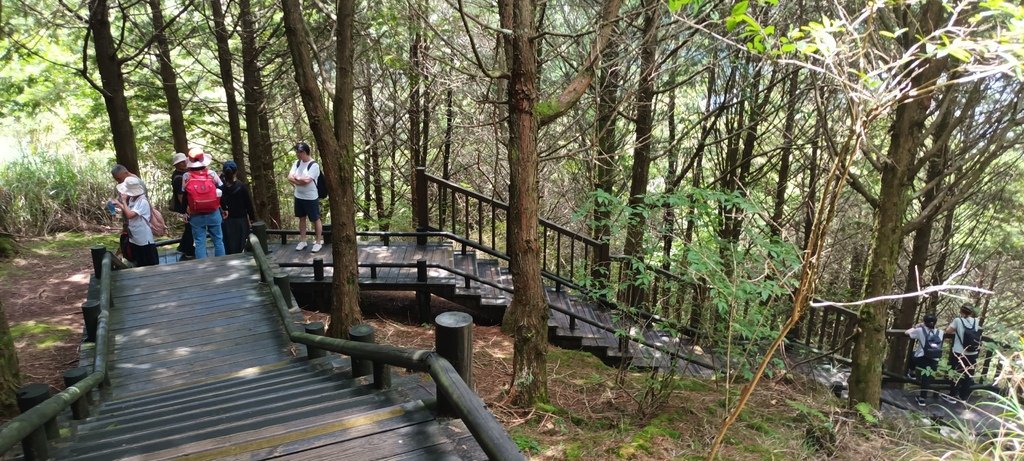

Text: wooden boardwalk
xmin=107 ymin=254 xmax=296 ymax=398
xmin=56 ymin=253 xmax=486 ymax=460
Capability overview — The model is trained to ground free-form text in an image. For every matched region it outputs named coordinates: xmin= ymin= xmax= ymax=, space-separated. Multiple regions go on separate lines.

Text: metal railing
xmin=248 ymin=234 xmax=523 ymax=461
xmin=0 ymin=248 xmax=116 ymax=459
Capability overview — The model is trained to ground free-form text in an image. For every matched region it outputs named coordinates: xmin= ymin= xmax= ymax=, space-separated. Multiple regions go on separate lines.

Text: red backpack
xmin=185 ymin=171 xmax=220 ymax=214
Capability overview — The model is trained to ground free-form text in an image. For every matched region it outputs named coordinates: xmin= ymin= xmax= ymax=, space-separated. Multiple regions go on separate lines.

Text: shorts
xmin=294 ymin=197 xmax=321 ymax=221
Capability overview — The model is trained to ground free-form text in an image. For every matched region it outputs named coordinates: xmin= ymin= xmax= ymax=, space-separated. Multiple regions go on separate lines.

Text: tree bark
xmin=621 ymin=0 xmax=659 ymax=309
xmin=281 ymin=0 xmax=361 ymax=338
xmin=591 ymin=21 xmax=620 ymax=287
xmin=239 ymin=0 xmax=281 ymax=225
xmin=848 ymin=0 xmax=949 ymax=409
xmin=363 ymin=85 xmax=387 ymax=230
xmin=148 ymin=0 xmax=188 ymax=154
xmin=209 ymin=0 xmax=246 ymax=175
xmin=88 ymin=0 xmax=139 ymax=173
xmin=0 ymin=298 xmax=18 ymax=417
xmin=885 ymin=107 xmax=952 ymax=376
xmin=409 ymin=25 xmax=423 ymax=229
xmin=498 ymin=0 xmax=548 ymax=406
xmin=771 ymin=71 xmax=799 ymax=236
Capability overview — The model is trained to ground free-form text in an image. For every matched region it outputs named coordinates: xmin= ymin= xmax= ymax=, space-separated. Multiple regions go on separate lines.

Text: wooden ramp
xmin=55 ymin=253 xmax=485 ymax=460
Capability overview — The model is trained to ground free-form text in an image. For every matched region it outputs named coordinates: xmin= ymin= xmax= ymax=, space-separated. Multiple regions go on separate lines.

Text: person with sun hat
xmin=182 ymin=147 xmax=225 ymax=259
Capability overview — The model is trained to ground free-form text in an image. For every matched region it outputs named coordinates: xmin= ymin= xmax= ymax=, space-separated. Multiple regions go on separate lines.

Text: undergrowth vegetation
xmin=0 ymin=153 xmax=113 ymax=235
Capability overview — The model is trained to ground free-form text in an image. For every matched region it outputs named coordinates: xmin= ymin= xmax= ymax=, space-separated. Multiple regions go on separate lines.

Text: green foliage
xmin=615 ymin=412 xmax=683 ymax=459
xmin=854 ymin=401 xmax=878 ymax=424
xmin=0 ymin=152 xmax=115 ymax=235
xmin=511 ymin=433 xmax=542 ymax=454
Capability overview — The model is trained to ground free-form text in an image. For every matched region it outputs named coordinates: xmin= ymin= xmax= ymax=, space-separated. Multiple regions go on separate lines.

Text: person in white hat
xmin=170 ymin=152 xmax=194 ymax=260
xmin=112 ymin=176 xmax=159 ymax=266
xmin=182 ymin=147 xmax=226 ymax=259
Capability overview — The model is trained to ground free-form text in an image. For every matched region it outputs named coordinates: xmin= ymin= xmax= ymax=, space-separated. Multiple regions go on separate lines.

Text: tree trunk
xmin=591 ymin=23 xmax=619 ymax=286
xmin=0 ymin=298 xmax=18 ymax=417
xmin=281 ymin=0 xmax=361 ymax=338
xmin=148 ymin=0 xmax=188 ymax=154
xmin=886 ymin=113 xmax=951 ymax=376
xmin=848 ymin=0 xmax=948 ymax=409
xmin=209 ymin=0 xmax=246 ymax=175
xmin=771 ymin=71 xmax=799 ymax=236
xmin=88 ymin=0 xmax=139 ymax=173
xmin=498 ymin=0 xmax=548 ymax=406
xmin=621 ymin=0 xmax=659 ymax=309
xmin=409 ymin=26 xmax=423 ymax=229
xmin=239 ymin=0 xmax=281 ymax=226
xmin=363 ymin=85 xmax=387 ymax=230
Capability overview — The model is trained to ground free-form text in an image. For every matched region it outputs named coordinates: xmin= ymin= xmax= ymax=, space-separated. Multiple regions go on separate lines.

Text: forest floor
xmin=1 ymin=232 xmax=959 ymax=460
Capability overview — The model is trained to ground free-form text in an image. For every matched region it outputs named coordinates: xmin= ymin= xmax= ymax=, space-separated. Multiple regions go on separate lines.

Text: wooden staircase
xmin=55 ymin=358 xmax=483 ymax=460
xmin=409 ymin=247 xmax=712 ymax=376
xmin=33 ymin=253 xmax=487 ymax=461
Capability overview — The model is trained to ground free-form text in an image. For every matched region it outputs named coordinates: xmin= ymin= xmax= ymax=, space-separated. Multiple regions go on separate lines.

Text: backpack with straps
xmin=920 ymin=327 xmax=943 ymax=360
xmin=958 ymin=318 xmax=983 ymax=354
xmin=145 ymin=200 xmax=167 ymax=237
xmin=185 ymin=171 xmax=220 ymax=214
xmin=295 ymin=160 xmax=329 ymax=200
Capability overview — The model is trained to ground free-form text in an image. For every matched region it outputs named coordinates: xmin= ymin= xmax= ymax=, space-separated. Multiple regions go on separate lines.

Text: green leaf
xmin=667 ymin=0 xmax=689 ymax=12
xmin=731 ymin=1 xmax=749 ymax=17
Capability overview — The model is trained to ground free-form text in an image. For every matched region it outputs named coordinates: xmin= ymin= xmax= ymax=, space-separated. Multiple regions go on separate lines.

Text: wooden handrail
xmin=248 ymin=234 xmax=523 ymax=461
xmin=0 ymin=252 xmax=116 ymax=456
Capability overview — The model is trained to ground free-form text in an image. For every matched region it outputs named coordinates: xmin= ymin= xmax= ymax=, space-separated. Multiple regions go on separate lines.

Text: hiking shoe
xmin=311 ymin=242 xmax=322 ymax=253
xmin=916 ymin=396 xmax=926 ymax=407
xmin=941 ymin=394 xmax=957 ymax=404
xmin=295 ymin=241 xmax=308 ymax=251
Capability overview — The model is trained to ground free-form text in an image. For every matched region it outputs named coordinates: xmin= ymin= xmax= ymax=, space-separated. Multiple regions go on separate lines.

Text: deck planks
xmin=107 ymin=254 xmax=294 ymax=398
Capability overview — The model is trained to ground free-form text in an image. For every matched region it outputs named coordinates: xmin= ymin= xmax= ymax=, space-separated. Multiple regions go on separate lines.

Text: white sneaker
xmin=311 ymin=242 xmax=323 ymax=253
xmin=295 ymin=241 xmax=308 ymax=251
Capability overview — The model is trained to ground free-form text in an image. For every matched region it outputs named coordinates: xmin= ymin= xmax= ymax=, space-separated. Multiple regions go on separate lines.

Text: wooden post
xmin=251 ymin=221 xmax=269 ymax=254
xmin=415 ymin=166 xmax=429 ymax=242
xmin=273 ymin=273 xmax=293 ymax=310
xmin=313 ymin=258 xmax=325 ymax=281
xmin=82 ymin=300 xmax=100 ymax=343
xmin=417 ymin=260 xmax=430 ymax=323
xmin=304 ymin=322 xmax=326 ymax=359
xmin=350 ymin=324 xmax=390 ymax=389
xmin=90 ymin=246 xmax=106 ymax=278
xmin=16 ymin=383 xmax=52 ymax=460
xmin=435 ymin=312 xmax=474 ymax=417
xmin=63 ymin=367 xmax=91 ymax=419
xmin=349 ymin=324 xmax=374 ymax=378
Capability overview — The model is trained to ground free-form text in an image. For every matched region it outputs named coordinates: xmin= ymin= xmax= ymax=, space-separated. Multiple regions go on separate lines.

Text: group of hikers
xmin=109 ymin=141 xmax=324 ymax=265
xmin=904 ymin=303 xmax=984 ymax=406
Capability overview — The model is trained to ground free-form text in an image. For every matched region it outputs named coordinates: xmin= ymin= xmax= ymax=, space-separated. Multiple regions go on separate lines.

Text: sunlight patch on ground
xmin=11 ymin=320 xmax=76 ymax=349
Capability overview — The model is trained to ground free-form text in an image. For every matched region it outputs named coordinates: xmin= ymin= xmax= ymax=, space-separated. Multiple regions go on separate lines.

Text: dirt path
xmin=2 ymin=240 xmax=93 ymax=393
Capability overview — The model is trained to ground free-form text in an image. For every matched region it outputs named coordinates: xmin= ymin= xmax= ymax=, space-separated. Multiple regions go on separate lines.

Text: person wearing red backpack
xmin=182 ymin=147 xmax=226 ymax=259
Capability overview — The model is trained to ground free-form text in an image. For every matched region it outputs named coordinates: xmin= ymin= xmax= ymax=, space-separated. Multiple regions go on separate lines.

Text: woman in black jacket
xmin=219 ymin=161 xmax=256 ymax=254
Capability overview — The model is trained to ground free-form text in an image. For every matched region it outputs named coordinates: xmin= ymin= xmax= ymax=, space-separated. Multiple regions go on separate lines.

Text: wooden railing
xmin=262 ymin=227 xmax=716 ymax=371
xmin=249 ymin=233 xmax=524 ymax=460
xmin=0 ymin=247 xmax=118 ymax=459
